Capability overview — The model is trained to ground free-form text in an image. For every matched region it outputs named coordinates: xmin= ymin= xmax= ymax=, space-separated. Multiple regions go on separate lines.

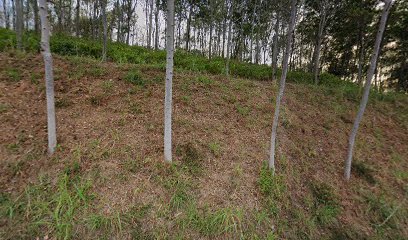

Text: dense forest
xmin=0 ymin=0 xmax=407 ymax=239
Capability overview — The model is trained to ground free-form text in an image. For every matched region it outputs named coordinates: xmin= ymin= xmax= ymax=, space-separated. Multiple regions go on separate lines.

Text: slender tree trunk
xmin=313 ymin=0 xmax=327 ymax=84
xmin=75 ymin=0 xmax=80 ymax=36
xmin=225 ymin=0 xmax=233 ymax=76
xmin=38 ymin=0 xmax=57 ymax=154
xmin=15 ymin=0 xmax=23 ymax=50
xmin=272 ymin=13 xmax=280 ymax=82
xmin=11 ymin=0 xmax=15 ymax=30
xmin=344 ymin=0 xmax=393 ymax=180
xmin=269 ymin=0 xmax=297 ymax=172
xmin=164 ymin=0 xmax=175 ymax=162
xmin=147 ymin=0 xmax=153 ymax=48
xmin=185 ymin=4 xmax=192 ymax=51
xmin=33 ymin=0 xmax=39 ymax=33
xmin=357 ymin=32 xmax=365 ymax=85
xmin=154 ymin=0 xmax=159 ymax=49
xmin=3 ymin=0 xmax=10 ymax=29
xmin=101 ymin=0 xmax=107 ymax=61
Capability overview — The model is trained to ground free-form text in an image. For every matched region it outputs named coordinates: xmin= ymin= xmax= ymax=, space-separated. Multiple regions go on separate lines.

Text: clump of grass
xmin=5 ymin=68 xmax=21 ymax=82
xmin=0 ymin=103 xmax=9 ymax=113
xmin=208 ymin=141 xmax=221 ymax=156
xmin=101 ymin=80 xmax=114 ymax=93
xmin=123 ymin=159 xmax=139 ymax=173
xmin=129 ymin=102 xmax=142 ymax=114
xmin=86 ymin=66 xmax=106 ymax=77
xmin=176 ymin=143 xmax=203 ymax=174
xmin=1 ymin=173 xmax=93 ymax=239
xmin=125 ymin=69 xmax=146 ymax=86
xmin=236 ymin=104 xmax=250 ymax=116
xmin=195 ymin=75 xmax=214 ymax=85
xmin=258 ymin=163 xmax=286 ymax=215
xmin=352 ymin=161 xmax=376 ymax=184
xmin=309 ymin=181 xmax=340 ymax=225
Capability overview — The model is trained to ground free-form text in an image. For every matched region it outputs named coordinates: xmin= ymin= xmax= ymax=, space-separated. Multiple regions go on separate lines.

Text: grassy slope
xmin=0 ymin=51 xmax=407 ymax=239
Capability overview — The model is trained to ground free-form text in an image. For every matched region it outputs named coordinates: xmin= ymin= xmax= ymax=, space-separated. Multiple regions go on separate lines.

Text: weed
xmin=129 ymin=102 xmax=142 ymax=114
xmin=208 ymin=141 xmax=221 ymax=156
xmin=6 ymin=143 xmax=20 ymax=153
xmin=309 ymin=181 xmax=340 ymax=225
xmin=181 ymin=95 xmax=191 ymax=104
xmin=123 ymin=159 xmax=139 ymax=173
xmin=195 ymin=75 xmax=214 ymax=85
xmin=236 ymin=104 xmax=250 ymax=116
xmin=30 ymin=72 xmax=41 ymax=84
xmin=101 ymin=80 xmax=114 ymax=93
xmin=125 ymin=69 xmax=146 ymax=86
xmin=5 ymin=68 xmax=21 ymax=82
xmin=176 ymin=143 xmax=203 ymax=174
xmin=86 ymin=66 xmax=106 ymax=77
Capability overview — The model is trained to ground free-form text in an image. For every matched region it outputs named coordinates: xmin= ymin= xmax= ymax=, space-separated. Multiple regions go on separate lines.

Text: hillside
xmin=0 ymin=51 xmax=407 ymax=239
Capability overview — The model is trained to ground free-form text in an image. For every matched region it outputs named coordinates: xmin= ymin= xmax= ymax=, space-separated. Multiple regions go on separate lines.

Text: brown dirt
xmin=0 ymin=52 xmax=407 ymax=239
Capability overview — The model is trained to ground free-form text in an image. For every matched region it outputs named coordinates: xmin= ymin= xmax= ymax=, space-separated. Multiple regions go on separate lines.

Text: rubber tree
xmin=225 ymin=0 xmax=233 ymax=76
xmin=269 ymin=0 xmax=297 ymax=172
xmin=15 ymin=0 xmax=23 ymax=50
xmin=313 ymin=0 xmax=329 ymax=84
xmin=164 ymin=0 xmax=175 ymax=162
xmin=38 ymin=0 xmax=57 ymax=154
xmin=344 ymin=0 xmax=394 ymax=180
xmin=101 ymin=0 xmax=108 ymax=61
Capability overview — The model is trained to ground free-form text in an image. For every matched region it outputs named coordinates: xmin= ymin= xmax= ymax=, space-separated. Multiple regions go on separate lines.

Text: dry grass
xmin=0 ymin=52 xmax=407 ymax=239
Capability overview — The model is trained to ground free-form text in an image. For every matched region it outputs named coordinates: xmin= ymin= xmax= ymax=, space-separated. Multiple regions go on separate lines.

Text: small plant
xmin=129 ymin=102 xmax=142 ymax=114
xmin=55 ymin=97 xmax=72 ymax=108
xmin=89 ymin=95 xmax=103 ymax=106
xmin=236 ymin=104 xmax=250 ymax=116
xmin=5 ymin=68 xmax=21 ymax=82
xmin=176 ymin=143 xmax=203 ymax=174
xmin=101 ymin=80 xmax=114 ymax=93
xmin=208 ymin=141 xmax=221 ymax=156
xmin=125 ymin=69 xmax=146 ymax=86
xmin=30 ymin=72 xmax=41 ymax=84
xmin=123 ymin=159 xmax=139 ymax=173
xmin=309 ymin=181 xmax=340 ymax=225
xmin=196 ymin=75 xmax=214 ymax=85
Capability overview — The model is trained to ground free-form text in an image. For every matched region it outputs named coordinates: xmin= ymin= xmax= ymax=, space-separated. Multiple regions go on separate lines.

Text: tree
xmin=269 ymin=0 xmax=297 ymax=172
xmin=344 ymin=0 xmax=394 ymax=180
xmin=164 ymin=0 xmax=175 ymax=162
xmin=38 ymin=0 xmax=57 ymax=154
xmin=15 ymin=0 xmax=23 ymax=50
xmin=101 ymin=0 xmax=108 ymax=61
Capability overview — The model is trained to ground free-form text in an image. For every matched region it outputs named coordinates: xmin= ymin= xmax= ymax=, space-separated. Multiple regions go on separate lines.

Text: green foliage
xmin=0 ymin=173 xmax=93 ymax=239
xmin=309 ymin=181 xmax=340 ymax=225
xmin=124 ymin=69 xmax=145 ymax=86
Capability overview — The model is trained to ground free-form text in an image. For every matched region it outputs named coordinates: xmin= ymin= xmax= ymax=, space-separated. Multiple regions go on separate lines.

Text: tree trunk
xmin=225 ymin=0 xmax=233 ymax=76
xmin=3 ymin=0 xmax=10 ymax=29
xmin=101 ymin=0 xmax=107 ymax=61
xmin=33 ymin=0 xmax=40 ymax=33
xmin=164 ymin=0 xmax=175 ymax=162
xmin=75 ymin=0 xmax=80 ymax=36
xmin=313 ymin=0 xmax=328 ymax=84
xmin=344 ymin=0 xmax=393 ymax=180
xmin=38 ymin=0 xmax=57 ymax=154
xmin=357 ymin=32 xmax=365 ymax=85
xmin=154 ymin=0 xmax=159 ymax=49
xmin=271 ymin=13 xmax=280 ymax=82
xmin=269 ymin=0 xmax=297 ymax=172
xmin=15 ymin=0 xmax=23 ymax=50
xmin=185 ymin=4 xmax=192 ymax=51
xmin=147 ymin=0 xmax=153 ymax=48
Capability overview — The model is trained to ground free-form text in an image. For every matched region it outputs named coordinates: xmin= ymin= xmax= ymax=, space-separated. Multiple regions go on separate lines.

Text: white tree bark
xmin=269 ymin=0 xmax=297 ymax=172
xmin=344 ymin=0 xmax=393 ymax=180
xmin=225 ymin=0 xmax=233 ymax=76
xmin=38 ymin=0 xmax=57 ymax=154
xmin=164 ymin=0 xmax=175 ymax=162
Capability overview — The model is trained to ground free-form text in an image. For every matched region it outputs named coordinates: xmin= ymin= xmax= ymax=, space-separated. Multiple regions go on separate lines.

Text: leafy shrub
xmin=124 ymin=69 xmax=145 ymax=86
